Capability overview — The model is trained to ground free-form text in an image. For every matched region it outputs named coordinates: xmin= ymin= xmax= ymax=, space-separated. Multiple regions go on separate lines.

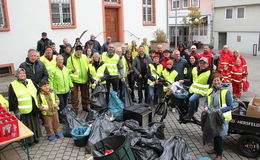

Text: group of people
xmin=6 ymin=31 xmax=248 ymax=160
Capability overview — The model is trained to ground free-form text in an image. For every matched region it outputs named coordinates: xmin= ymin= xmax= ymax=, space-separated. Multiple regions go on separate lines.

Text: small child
xmin=231 ymin=59 xmax=246 ymax=98
xmin=220 ymin=64 xmax=231 ymax=84
xmin=38 ymin=80 xmax=64 ymax=141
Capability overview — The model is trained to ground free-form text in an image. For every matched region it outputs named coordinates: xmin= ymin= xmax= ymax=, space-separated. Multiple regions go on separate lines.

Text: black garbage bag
xmin=85 ymin=109 xmax=100 ymax=123
xmin=159 ymin=136 xmax=192 ymax=160
xmin=86 ymin=116 xmax=119 ymax=153
xmin=131 ymin=137 xmax=164 ymax=160
xmin=90 ymin=84 xmax=107 ymax=113
xmin=123 ymin=82 xmax=133 ymax=108
xmin=62 ymin=107 xmax=88 ymax=137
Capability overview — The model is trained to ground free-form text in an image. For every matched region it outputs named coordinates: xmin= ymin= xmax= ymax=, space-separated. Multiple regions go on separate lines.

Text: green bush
xmin=151 ymin=29 xmax=168 ymax=43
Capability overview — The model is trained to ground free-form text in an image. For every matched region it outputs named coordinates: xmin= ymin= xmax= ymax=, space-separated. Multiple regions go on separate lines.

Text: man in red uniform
xmin=231 ymin=59 xmax=247 ymax=98
xmin=190 ymin=45 xmax=200 ymax=58
xmin=218 ymin=45 xmax=233 ymax=72
xmin=230 ymin=50 xmax=248 ymax=74
xmin=200 ymin=45 xmax=213 ymax=68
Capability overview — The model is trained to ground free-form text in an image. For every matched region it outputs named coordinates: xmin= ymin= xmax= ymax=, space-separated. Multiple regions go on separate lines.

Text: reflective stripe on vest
xmin=189 ymin=70 xmax=210 ymax=96
xmin=207 ymin=89 xmax=232 ymax=121
xmin=148 ymin=64 xmax=163 ymax=87
xmin=39 ymin=92 xmax=58 ymax=115
xmin=40 ymin=55 xmax=57 ymax=72
xmin=89 ymin=64 xmax=107 ymax=89
xmin=11 ymin=79 xmax=37 ymax=114
xmin=162 ymin=69 xmax=178 ymax=91
xmin=102 ymin=53 xmax=120 ymax=76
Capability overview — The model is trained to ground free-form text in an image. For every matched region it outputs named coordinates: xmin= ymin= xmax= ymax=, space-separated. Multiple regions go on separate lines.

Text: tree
xmin=182 ymin=7 xmax=203 ymax=47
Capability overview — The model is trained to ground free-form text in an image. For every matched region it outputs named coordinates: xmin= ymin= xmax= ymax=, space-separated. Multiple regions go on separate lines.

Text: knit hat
xmin=191 ymin=45 xmax=197 ymax=49
xmin=75 ymin=45 xmax=83 ymax=51
xmin=166 ymin=60 xmax=174 ymax=65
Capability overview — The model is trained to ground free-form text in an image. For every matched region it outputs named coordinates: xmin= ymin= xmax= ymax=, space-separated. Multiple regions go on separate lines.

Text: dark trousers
xmin=71 ymin=83 xmax=89 ymax=110
xmin=127 ymin=74 xmax=135 ymax=100
xmin=214 ymin=136 xmax=223 ymax=156
xmin=106 ymin=78 xmax=119 ymax=103
xmin=136 ymin=77 xmax=148 ymax=103
xmin=57 ymin=93 xmax=69 ymax=122
xmin=119 ymin=80 xmax=125 ymax=102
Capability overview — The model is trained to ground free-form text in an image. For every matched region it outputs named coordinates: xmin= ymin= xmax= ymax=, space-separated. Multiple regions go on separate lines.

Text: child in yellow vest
xmin=38 ymin=80 xmax=63 ymax=141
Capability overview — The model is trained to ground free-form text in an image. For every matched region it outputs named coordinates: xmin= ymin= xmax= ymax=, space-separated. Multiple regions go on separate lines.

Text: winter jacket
xmin=184 ymin=62 xmax=198 ymax=86
xmin=59 ymin=45 xmax=66 ymax=54
xmin=173 ymin=58 xmax=188 ymax=80
xmin=190 ymin=52 xmax=200 ymax=59
xmin=218 ymin=49 xmax=233 ymax=71
xmin=230 ymin=55 xmax=248 ymax=73
xmin=101 ymin=42 xmax=111 ymax=53
xmin=61 ymin=51 xmax=71 ymax=66
xmin=231 ymin=65 xmax=246 ymax=83
xmin=19 ymin=58 xmax=48 ymax=86
xmin=133 ymin=54 xmax=152 ymax=76
xmin=85 ymin=40 xmax=102 ymax=53
xmin=40 ymin=55 xmax=57 ymax=74
xmin=129 ymin=45 xmax=139 ymax=58
xmin=200 ymin=51 xmax=213 ymax=67
xmin=220 ymin=70 xmax=231 ymax=84
xmin=37 ymin=38 xmax=52 ymax=56
xmin=49 ymin=65 xmax=73 ymax=94
xmin=37 ymin=91 xmax=60 ymax=116
xmin=160 ymin=57 xmax=170 ymax=69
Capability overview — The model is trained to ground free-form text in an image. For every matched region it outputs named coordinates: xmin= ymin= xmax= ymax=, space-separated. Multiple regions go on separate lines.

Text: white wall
xmin=123 ymin=0 xmax=168 ymax=45
xmin=0 ymin=0 xmax=104 ymax=69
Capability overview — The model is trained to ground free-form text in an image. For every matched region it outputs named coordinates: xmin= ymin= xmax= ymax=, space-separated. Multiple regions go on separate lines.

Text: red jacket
xmin=220 ymin=70 xmax=231 ymax=83
xmin=218 ymin=50 xmax=233 ymax=71
xmin=230 ymin=55 xmax=248 ymax=73
xmin=200 ymin=51 xmax=213 ymax=66
xmin=160 ymin=57 xmax=170 ymax=69
xmin=190 ymin=52 xmax=200 ymax=59
xmin=231 ymin=65 xmax=246 ymax=83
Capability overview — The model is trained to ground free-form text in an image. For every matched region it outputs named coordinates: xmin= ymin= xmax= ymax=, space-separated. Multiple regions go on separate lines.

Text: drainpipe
xmin=167 ymin=0 xmax=169 ymax=41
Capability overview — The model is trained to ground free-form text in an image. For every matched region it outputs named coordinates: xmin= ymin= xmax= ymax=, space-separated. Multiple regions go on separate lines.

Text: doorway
xmin=218 ymin=32 xmax=227 ymax=50
xmin=105 ymin=8 xmax=119 ymax=42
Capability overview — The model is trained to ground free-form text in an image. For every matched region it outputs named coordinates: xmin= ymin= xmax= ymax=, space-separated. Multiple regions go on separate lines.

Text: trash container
xmin=92 ymin=135 xmax=136 ymax=160
xmin=71 ymin=126 xmax=91 ymax=147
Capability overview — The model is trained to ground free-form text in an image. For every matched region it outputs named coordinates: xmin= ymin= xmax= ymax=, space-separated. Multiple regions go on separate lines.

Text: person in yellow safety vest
xmin=49 ymin=55 xmax=73 ymax=123
xmin=141 ymin=38 xmax=150 ymax=56
xmin=183 ymin=57 xmax=212 ymax=120
xmin=204 ymin=73 xmax=233 ymax=160
xmin=8 ymin=68 xmax=42 ymax=145
xmin=37 ymin=80 xmax=64 ymax=141
xmin=0 ymin=94 xmax=9 ymax=111
xmin=88 ymin=52 xmax=109 ymax=91
xmin=40 ymin=46 xmax=57 ymax=75
xmin=161 ymin=60 xmax=179 ymax=92
xmin=147 ymin=54 xmax=163 ymax=105
xmin=183 ymin=55 xmax=198 ymax=87
xmin=66 ymin=45 xmax=90 ymax=112
xmin=128 ymin=40 xmax=139 ymax=58
xmin=101 ymin=43 xmax=125 ymax=103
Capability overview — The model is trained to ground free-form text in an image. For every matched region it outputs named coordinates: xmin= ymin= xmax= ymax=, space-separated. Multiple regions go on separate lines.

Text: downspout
xmin=166 ymin=0 xmax=169 ymax=41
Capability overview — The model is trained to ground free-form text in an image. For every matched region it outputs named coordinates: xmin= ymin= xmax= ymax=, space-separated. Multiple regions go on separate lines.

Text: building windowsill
xmin=51 ymin=25 xmax=77 ymax=29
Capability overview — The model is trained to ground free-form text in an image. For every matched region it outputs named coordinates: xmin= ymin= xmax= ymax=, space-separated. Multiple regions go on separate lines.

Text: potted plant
xmin=150 ymin=29 xmax=170 ymax=50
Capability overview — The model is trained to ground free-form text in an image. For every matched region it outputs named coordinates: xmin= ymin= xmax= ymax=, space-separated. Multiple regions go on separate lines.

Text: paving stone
xmin=63 ymin=155 xmax=70 ymax=160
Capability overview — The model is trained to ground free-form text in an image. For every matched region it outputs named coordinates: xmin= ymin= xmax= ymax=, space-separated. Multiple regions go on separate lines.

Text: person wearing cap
xmin=66 ymin=45 xmax=90 ymax=112
xmin=59 ymin=38 xmax=69 ymax=54
xmin=101 ymin=43 xmax=125 ymax=102
xmin=85 ymin=34 xmax=101 ymax=53
xmin=37 ymin=32 xmax=53 ymax=56
xmin=49 ymin=55 xmax=73 ymax=123
xmin=37 ymin=80 xmax=64 ymax=141
xmin=190 ymin=45 xmax=200 ymax=58
xmin=128 ymin=40 xmax=139 ymax=58
xmin=61 ymin=44 xmax=72 ymax=66
xmin=101 ymin=36 xmax=112 ymax=53
xmin=172 ymin=50 xmax=188 ymax=81
xmin=160 ymin=49 xmax=171 ymax=69
xmin=85 ymin=40 xmax=98 ymax=54
xmin=8 ymin=68 xmax=42 ymax=145
xmin=133 ymin=45 xmax=152 ymax=103
xmin=40 ymin=46 xmax=57 ymax=75
xmin=19 ymin=49 xmax=49 ymax=87
xmin=147 ymin=54 xmax=163 ymax=105
xmin=183 ymin=57 xmax=212 ymax=120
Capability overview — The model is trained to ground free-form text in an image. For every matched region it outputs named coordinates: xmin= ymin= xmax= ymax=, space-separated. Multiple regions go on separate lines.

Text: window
xmin=104 ymin=0 xmax=119 ymax=4
xmin=172 ymin=0 xmax=180 ymax=9
xmin=193 ymin=25 xmax=207 ymax=36
xmin=143 ymin=0 xmax=156 ymax=25
xmin=237 ymin=35 xmax=241 ymax=42
xmin=182 ymin=0 xmax=189 ymax=8
xmin=225 ymin=8 xmax=233 ymax=19
xmin=192 ymin=0 xmax=199 ymax=7
xmin=237 ymin=8 xmax=245 ymax=19
xmin=193 ymin=27 xmax=199 ymax=36
xmin=50 ymin=0 xmax=76 ymax=29
xmin=0 ymin=0 xmax=10 ymax=31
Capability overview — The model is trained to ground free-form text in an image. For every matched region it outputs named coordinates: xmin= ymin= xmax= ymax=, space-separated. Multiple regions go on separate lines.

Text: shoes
xmin=214 ymin=156 xmax=222 ymax=160
xmin=207 ymin=149 xmax=216 ymax=154
xmin=169 ymin=108 xmax=176 ymax=113
xmin=56 ymin=133 xmax=64 ymax=139
xmin=183 ymin=113 xmax=193 ymax=121
xmin=48 ymin=135 xmax=57 ymax=141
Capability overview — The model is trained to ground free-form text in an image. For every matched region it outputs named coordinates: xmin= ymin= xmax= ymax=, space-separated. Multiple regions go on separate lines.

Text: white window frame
xmin=172 ymin=0 xmax=180 ymax=9
xmin=104 ymin=0 xmax=119 ymax=4
xmin=191 ymin=0 xmax=199 ymax=7
xmin=51 ymin=0 xmax=73 ymax=26
xmin=182 ymin=0 xmax=189 ymax=8
xmin=225 ymin=8 xmax=233 ymax=20
xmin=236 ymin=7 xmax=245 ymax=19
xmin=0 ymin=0 xmax=6 ymax=28
xmin=143 ymin=0 xmax=153 ymax=24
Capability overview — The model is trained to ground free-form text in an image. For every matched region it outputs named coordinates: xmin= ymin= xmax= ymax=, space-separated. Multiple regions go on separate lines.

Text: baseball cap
xmin=191 ymin=45 xmax=197 ymax=49
xmin=199 ymin=57 xmax=208 ymax=64
xmin=107 ymin=36 xmax=112 ymax=39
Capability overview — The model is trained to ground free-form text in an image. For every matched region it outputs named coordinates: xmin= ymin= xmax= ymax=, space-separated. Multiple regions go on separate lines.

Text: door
xmin=218 ymin=32 xmax=227 ymax=50
xmin=105 ymin=8 xmax=119 ymax=42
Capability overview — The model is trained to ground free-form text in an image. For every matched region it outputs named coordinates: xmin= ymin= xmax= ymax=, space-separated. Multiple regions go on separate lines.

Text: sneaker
xmin=48 ymin=135 xmax=57 ymax=141
xmin=56 ymin=133 xmax=64 ymax=139
xmin=183 ymin=113 xmax=193 ymax=121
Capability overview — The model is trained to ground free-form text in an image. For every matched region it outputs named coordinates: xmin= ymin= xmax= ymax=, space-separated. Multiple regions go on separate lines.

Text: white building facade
xmin=0 ymin=0 xmax=167 ymax=70
xmin=213 ymin=0 xmax=260 ymax=55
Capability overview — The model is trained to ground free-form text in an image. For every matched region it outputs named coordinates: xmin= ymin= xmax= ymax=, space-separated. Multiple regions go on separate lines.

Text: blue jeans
xmin=148 ymin=86 xmax=154 ymax=105
xmin=188 ymin=93 xmax=203 ymax=114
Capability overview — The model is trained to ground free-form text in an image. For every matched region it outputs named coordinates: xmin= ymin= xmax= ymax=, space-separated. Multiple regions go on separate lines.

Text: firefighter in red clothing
xmin=220 ymin=64 xmax=231 ymax=84
xmin=218 ymin=45 xmax=233 ymax=72
xmin=231 ymin=59 xmax=247 ymax=98
xmin=230 ymin=50 xmax=248 ymax=73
